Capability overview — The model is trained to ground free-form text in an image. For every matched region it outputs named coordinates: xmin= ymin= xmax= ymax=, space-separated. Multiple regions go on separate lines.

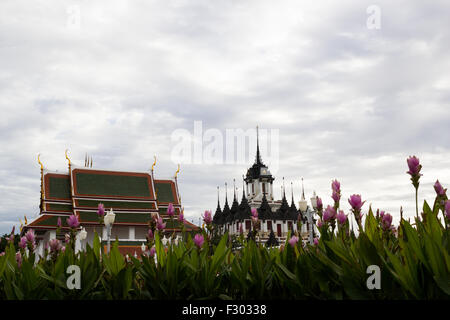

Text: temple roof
xmin=220 ymin=197 xmax=231 ymax=225
xmin=245 ymin=127 xmax=274 ymax=182
xmin=236 ymin=191 xmax=251 ymax=221
xmin=257 ymin=194 xmax=273 ymax=220
xmin=275 ymin=194 xmax=290 ymax=221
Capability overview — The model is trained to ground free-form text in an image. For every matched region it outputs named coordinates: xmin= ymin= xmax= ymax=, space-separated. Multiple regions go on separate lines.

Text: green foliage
xmin=0 ymin=200 xmax=449 ymax=300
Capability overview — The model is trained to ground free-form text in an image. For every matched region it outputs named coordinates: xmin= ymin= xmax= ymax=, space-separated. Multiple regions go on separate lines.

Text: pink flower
xmin=49 ymin=239 xmax=62 ymax=253
xmin=316 ymin=197 xmax=323 ymax=211
xmin=445 ymin=200 xmax=450 ymax=220
xmin=149 ymin=246 xmax=156 ymax=257
xmin=336 ymin=210 xmax=347 ymax=225
xmin=178 ymin=212 xmax=185 ymax=223
xmin=251 ymin=208 xmax=258 ymax=218
xmin=313 ymin=238 xmax=319 ymax=246
xmin=65 ymin=233 xmax=70 ymax=243
xmin=57 ymin=217 xmax=62 ymax=229
xmin=434 ymin=180 xmax=446 ymax=196
xmin=167 ymin=203 xmax=175 ymax=218
xmin=66 ymin=214 xmax=80 ymax=228
xmin=288 ymin=236 xmax=299 ymax=248
xmin=202 ymin=210 xmax=212 ymax=225
xmin=332 ymin=190 xmax=340 ymax=204
xmin=381 ymin=213 xmax=393 ymax=231
xmin=19 ymin=236 xmax=27 ymax=249
xmin=0 ymin=252 xmax=5 ymax=256
xmin=331 ymin=179 xmax=340 ymax=193
xmin=406 ymin=156 xmax=422 ymax=176
xmin=97 ymin=203 xmax=105 ymax=217
xmin=194 ymin=234 xmax=204 ymax=248
xmin=317 ymin=219 xmax=324 ymax=228
xmin=25 ymin=229 xmax=35 ymax=244
xmin=323 ymin=205 xmax=336 ymax=222
xmin=379 ymin=210 xmax=385 ymax=219
xmin=156 ymin=217 xmax=166 ymax=231
xmin=61 ymin=246 xmax=66 ymax=252
xmin=147 ymin=229 xmax=154 ymax=240
xmin=348 ymin=194 xmax=365 ymax=211
xmin=16 ymin=252 xmax=22 ymax=268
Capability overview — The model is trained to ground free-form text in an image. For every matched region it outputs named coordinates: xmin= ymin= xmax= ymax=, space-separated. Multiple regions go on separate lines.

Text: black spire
xmin=213 ymin=186 xmax=222 ymax=225
xmin=256 ymin=125 xmax=263 ymax=165
xmin=258 ymin=193 xmax=272 ymax=221
xmin=221 ymin=183 xmax=231 ymax=225
xmin=289 ymin=182 xmax=299 ymax=220
xmin=245 ymin=126 xmax=274 ymax=183
xmin=275 ymin=191 xmax=290 ymax=221
xmin=229 ymin=183 xmax=239 ymax=223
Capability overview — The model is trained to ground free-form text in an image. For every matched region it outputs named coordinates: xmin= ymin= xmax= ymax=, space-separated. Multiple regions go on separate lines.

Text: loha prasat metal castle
xmin=212 ymin=127 xmax=318 ymax=245
xmin=22 ymin=152 xmax=199 ymax=256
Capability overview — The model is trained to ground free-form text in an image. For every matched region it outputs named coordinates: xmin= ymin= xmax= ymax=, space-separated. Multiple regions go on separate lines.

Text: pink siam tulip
xmin=66 ymin=214 xmax=80 ymax=228
xmin=149 ymin=246 xmax=156 ymax=257
xmin=406 ymin=156 xmax=422 ymax=218
xmin=381 ymin=213 xmax=393 ymax=231
xmin=348 ymin=194 xmax=365 ymax=211
xmin=19 ymin=236 xmax=27 ymax=249
xmin=49 ymin=239 xmax=62 ymax=253
xmin=251 ymin=208 xmax=258 ymax=219
xmin=336 ymin=210 xmax=347 ymax=225
xmin=65 ymin=233 xmax=70 ymax=243
xmin=323 ymin=205 xmax=336 ymax=222
xmin=203 ymin=210 xmax=213 ymax=225
xmin=167 ymin=203 xmax=175 ymax=218
xmin=288 ymin=235 xmax=299 ymax=248
xmin=317 ymin=219 xmax=324 ymax=228
xmin=178 ymin=212 xmax=185 ymax=223
xmin=313 ymin=238 xmax=319 ymax=246
xmin=156 ymin=217 xmax=166 ymax=231
xmin=61 ymin=246 xmax=66 ymax=252
xmin=445 ymin=200 xmax=450 ymax=220
xmin=332 ymin=179 xmax=341 ymax=193
xmin=97 ymin=203 xmax=105 ymax=217
xmin=57 ymin=217 xmax=62 ymax=229
xmin=194 ymin=234 xmax=204 ymax=248
xmin=16 ymin=252 xmax=22 ymax=268
xmin=434 ymin=180 xmax=446 ymax=196
xmin=147 ymin=229 xmax=154 ymax=240
xmin=348 ymin=194 xmax=365 ymax=227
xmin=25 ymin=229 xmax=35 ymax=244
xmin=332 ymin=191 xmax=340 ymax=204
xmin=406 ymin=156 xmax=422 ymax=177
xmin=316 ymin=197 xmax=323 ymax=211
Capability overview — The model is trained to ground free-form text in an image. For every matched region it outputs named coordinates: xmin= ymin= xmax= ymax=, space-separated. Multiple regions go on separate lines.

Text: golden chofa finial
xmin=151 ymin=155 xmax=157 ymax=172
xmin=65 ymin=149 xmax=72 ymax=167
xmin=37 ymin=153 xmax=43 ymax=171
xmin=174 ymin=164 xmax=180 ymax=179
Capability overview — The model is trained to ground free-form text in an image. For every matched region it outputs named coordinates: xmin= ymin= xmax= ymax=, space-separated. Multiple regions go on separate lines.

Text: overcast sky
xmin=1 ymin=0 xmax=450 ymax=234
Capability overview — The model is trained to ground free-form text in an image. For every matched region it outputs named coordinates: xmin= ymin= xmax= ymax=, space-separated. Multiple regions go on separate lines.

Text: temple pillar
xmin=129 ymin=226 xmax=135 ymax=240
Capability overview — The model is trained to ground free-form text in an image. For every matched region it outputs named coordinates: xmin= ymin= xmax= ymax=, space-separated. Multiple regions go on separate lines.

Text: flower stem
xmin=415 ymin=187 xmax=419 ymax=219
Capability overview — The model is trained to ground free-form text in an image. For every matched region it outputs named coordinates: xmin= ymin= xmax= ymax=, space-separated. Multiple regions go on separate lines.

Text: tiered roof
xmin=26 ymin=158 xmax=199 ymax=235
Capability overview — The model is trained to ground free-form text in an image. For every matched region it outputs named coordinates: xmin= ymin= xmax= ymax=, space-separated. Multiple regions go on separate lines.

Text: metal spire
xmin=291 ymin=182 xmax=294 ymax=203
xmin=255 ymin=125 xmax=262 ymax=164
xmin=242 ymin=175 xmax=246 ymax=198
xmin=301 ymin=177 xmax=305 ymax=200
xmin=233 ymin=178 xmax=236 ymax=200
xmin=282 ymin=177 xmax=286 ymax=197
xmin=225 ymin=182 xmax=228 ymax=205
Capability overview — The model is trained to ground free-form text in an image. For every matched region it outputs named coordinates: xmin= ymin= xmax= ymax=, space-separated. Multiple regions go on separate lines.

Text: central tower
xmin=244 ymin=126 xmax=275 ymax=203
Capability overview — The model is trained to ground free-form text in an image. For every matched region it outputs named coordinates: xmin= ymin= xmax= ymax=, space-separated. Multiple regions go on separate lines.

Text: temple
xmin=213 ymin=127 xmax=317 ymax=244
xmin=23 ymin=152 xmax=199 ymax=256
